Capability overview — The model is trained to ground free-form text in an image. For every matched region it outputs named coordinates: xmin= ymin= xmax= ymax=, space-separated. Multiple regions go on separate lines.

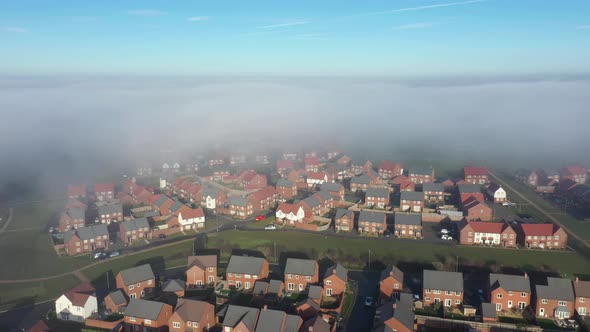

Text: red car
xmin=255 ymin=215 xmax=265 ymax=221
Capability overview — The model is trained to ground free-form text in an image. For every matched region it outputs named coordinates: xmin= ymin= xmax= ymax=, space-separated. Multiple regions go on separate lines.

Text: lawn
xmin=6 ymin=200 xmax=65 ymax=231
xmin=208 ymin=231 xmax=590 ymax=276
xmin=0 ymin=274 xmax=80 ymax=311
xmin=249 ymin=216 xmax=276 ymax=228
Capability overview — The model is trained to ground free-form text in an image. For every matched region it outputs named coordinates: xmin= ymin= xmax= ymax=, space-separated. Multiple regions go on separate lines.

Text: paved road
xmin=0 ymin=208 xmax=14 ymax=234
xmin=489 ymin=170 xmax=590 ymax=250
xmin=0 ymin=301 xmax=53 ymax=331
xmin=345 ymin=270 xmax=380 ymax=332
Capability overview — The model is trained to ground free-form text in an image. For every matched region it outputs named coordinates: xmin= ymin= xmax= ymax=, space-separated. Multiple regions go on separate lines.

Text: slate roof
xmin=124 ymin=299 xmax=166 ymax=321
xmin=489 ymin=273 xmax=531 ymax=293
xmin=268 ymin=280 xmax=283 ymax=294
xmin=324 ymin=263 xmax=348 ymax=282
xmin=458 ymin=184 xmax=482 ymax=194
xmin=482 ymin=302 xmax=497 ymax=319
xmin=285 ymin=258 xmax=317 ymax=276
xmin=400 ymin=191 xmax=424 ymax=201
xmin=423 ymin=182 xmax=445 ymax=192
xmin=229 ymin=196 xmax=249 ymax=207
xmin=351 ymin=174 xmax=371 ymax=185
xmin=276 ymin=179 xmax=294 ymax=188
xmin=302 ymin=196 xmax=322 ymax=209
xmin=574 ymin=279 xmax=590 ymax=298
xmin=119 ymin=264 xmax=155 ymax=285
xmin=359 ymin=211 xmax=386 ymax=223
xmin=308 ymin=285 xmax=323 ymax=300
xmin=121 ymin=217 xmax=149 ymax=232
xmin=380 ymin=265 xmax=404 ymax=283
xmin=107 ymin=290 xmax=127 ymax=306
xmin=162 ymin=279 xmax=185 ymax=292
xmin=423 ymin=270 xmax=463 ymax=292
xmin=393 ymin=293 xmax=415 ymax=331
xmin=366 ymin=187 xmax=389 ymax=198
xmin=76 ymin=224 xmax=108 ymax=241
xmin=97 ymin=203 xmax=122 ymax=215
xmin=255 ymin=309 xmax=287 ymax=332
xmin=394 ymin=213 xmax=422 ymax=226
xmin=173 ymin=299 xmax=213 ymax=323
xmin=169 ymin=200 xmax=184 ymax=213
xmin=187 ymin=255 xmax=217 ymax=269
xmin=68 ymin=207 xmax=86 ymax=219
xmin=315 ymin=190 xmax=333 ymax=201
xmin=536 ymin=277 xmax=575 ymax=301
xmin=409 ymin=166 xmax=433 ymax=176
xmin=253 ymin=281 xmax=269 ymax=296
xmin=202 ymin=187 xmax=220 ymax=198
xmin=284 ymin=314 xmax=302 ymax=332
xmin=320 ymin=182 xmax=343 ymax=192
xmin=222 ymin=305 xmax=259 ymax=330
xmin=227 ymin=256 xmax=267 ymax=275
xmin=335 ymin=209 xmax=353 ymax=220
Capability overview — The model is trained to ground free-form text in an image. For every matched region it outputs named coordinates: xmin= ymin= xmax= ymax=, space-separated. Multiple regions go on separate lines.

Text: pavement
xmin=345 ymin=270 xmax=380 ymax=332
xmin=0 ymin=208 xmax=14 ymax=235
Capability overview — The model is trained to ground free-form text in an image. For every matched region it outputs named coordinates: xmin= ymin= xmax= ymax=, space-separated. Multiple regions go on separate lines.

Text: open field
xmin=6 ymin=200 xmax=65 ymax=231
xmin=0 ymin=274 xmax=80 ymax=311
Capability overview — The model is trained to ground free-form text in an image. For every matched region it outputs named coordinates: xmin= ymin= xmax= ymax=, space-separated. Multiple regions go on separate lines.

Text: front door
xmin=326 ymin=288 xmax=332 ymax=296
xmin=508 ymin=301 xmax=513 ymax=308
xmin=539 ymin=308 xmax=545 ymax=316
xmin=496 ymin=303 xmax=502 ymax=311
xmin=444 ymin=299 xmax=451 ymax=307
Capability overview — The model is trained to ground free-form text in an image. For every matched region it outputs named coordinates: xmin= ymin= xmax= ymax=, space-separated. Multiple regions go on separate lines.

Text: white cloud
xmin=290 ymin=33 xmax=328 ymax=39
xmin=127 ymin=9 xmax=167 ymax=16
xmin=188 ymin=16 xmax=210 ymax=22
xmin=576 ymin=25 xmax=590 ymax=30
xmin=343 ymin=0 xmax=486 ymax=18
xmin=392 ymin=22 xmax=436 ymax=30
xmin=1 ymin=26 xmax=28 ymax=33
xmin=256 ymin=21 xmax=309 ymax=29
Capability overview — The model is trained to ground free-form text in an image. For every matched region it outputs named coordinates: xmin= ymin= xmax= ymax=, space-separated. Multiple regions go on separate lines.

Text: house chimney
xmin=263 ymin=304 xmax=268 ymax=311
xmin=333 ymin=269 xmax=337 ymax=274
xmin=576 ymin=277 xmax=579 ymax=283
xmin=308 ymin=327 xmax=313 ymax=332
xmin=393 ymin=303 xmax=397 ymax=309
xmin=524 ymin=272 xmax=528 ymax=279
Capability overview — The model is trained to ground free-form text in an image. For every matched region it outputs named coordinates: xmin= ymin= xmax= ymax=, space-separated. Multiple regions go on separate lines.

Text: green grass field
xmin=0 ymin=274 xmax=80 ymax=311
xmin=6 ymin=200 xmax=64 ymax=231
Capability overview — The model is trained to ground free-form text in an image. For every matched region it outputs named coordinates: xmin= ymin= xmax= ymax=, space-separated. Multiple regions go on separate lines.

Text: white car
xmin=264 ymin=224 xmax=276 ymax=230
xmin=440 ymin=229 xmax=449 ymax=234
xmin=502 ymin=202 xmax=516 ymax=207
xmin=441 ymin=234 xmax=449 ymax=240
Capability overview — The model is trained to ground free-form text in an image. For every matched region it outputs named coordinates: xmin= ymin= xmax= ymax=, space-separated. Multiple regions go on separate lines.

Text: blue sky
xmin=1 ymin=0 xmax=590 ymax=76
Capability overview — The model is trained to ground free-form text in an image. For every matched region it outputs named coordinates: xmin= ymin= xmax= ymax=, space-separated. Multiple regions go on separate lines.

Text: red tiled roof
xmin=399 ymin=180 xmax=415 ymax=190
xmin=67 ymin=184 xmax=85 ymax=196
xmin=277 ymin=160 xmax=295 ymax=169
xmin=521 ymin=223 xmax=558 ymax=236
xmin=150 ymin=194 xmax=163 ymax=204
xmin=391 ymin=175 xmax=408 ymax=184
xmin=462 ymin=197 xmax=488 ymax=210
xmin=379 ymin=161 xmax=402 ymax=172
xmin=187 ymin=184 xmax=202 ymax=194
xmin=64 ymin=282 xmax=95 ymax=307
xmin=461 ymin=193 xmax=484 ymax=205
xmin=464 ymin=167 xmax=488 ymax=176
xmin=563 ymin=165 xmax=587 ymax=176
xmin=95 ymin=183 xmax=115 ymax=193
xmin=465 ymin=221 xmax=506 ymax=234
xmin=27 ymin=320 xmax=50 ymax=332
xmin=223 ymin=175 xmax=238 ymax=181
xmin=305 ymin=157 xmax=320 ymax=165
xmin=277 ymin=203 xmax=301 ymax=214
xmin=239 ymin=170 xmax=258 ymax=182
xmin=251 ymin=186 xmax=276 ymax=201
xmin=307 ymin=171 xmax=326 ymax=181
xmin=178 ymin=206 xmax=205 ymax=219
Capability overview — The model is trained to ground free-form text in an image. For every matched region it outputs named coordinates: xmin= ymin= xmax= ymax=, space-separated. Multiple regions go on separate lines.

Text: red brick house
xmin=400 ymin=191 xmax=424 ymax=213
xmin=277 ymin=159 xmax=295 ymax=174
xmin=151 ymin=194 xmax=175 ymax=216
xmin=459 ymin=221 xmax=516 ymax=247
xmin=464 ymin=167 xmax=489 ymax=184
xmin=124 ymin=299 xmax=173 ymax=332
xmin=116 ymin=264 xmax=156 ymax=299
xmin=94 ymin=183 xmax=115 ymax=201
xmin=64 ymin=224 xmax=109 ymax=255
xmin=515 ymin=169 xmax=546 ymax=187
xmin=237 ymin=170 xmax=268 ymax=190
xmin=186 ymin=255 xmax=218 ymax=287
xmin=284 ymin=258 xmax=319 ymax=292
xmin=458 ymin=184 xmax=484 ymax=204
xmin=409 ymin=166 xmax=435 ymax=184
xmin=320 ymin=182 xmax=345 ymax=201
xmin=118 ymin=217 xmax=150 ymax=244
xmin=358 ymin=211 xmax=387 ymax=235
xmin=221 ymin=305 xmax=260 ymax=332
xmin=226 ymin=255 xmax=270 ymax=290
xmin=399 ymin=180 xmax=416 ymax=192
xmin=378 ymin=161 xmax=403 ymax=179
xmin=535 ymin=277 xmax=575 ymax=319
xmin=304 ymin=156 xmax=320 ymax=172
xmin=375 ymin=293 xmax=415 ymax=332
xmin=229 ymin=196 xmax=254 ymax=219
xmin=104 ymin=290 xmax=127 ymax=314
xmin=437 ymin=178 xmax=455 ymax=189
xmin=394 ymin=212 xmax=422 ymax=238
xmin=65 ymin=198 xmax=87 ymax=210
xmin=186 ymin=184 xmax=203 ymax=203
xmin=276 ymin=179 xmax=297 ymax=199
xmin=67 ymin=184 xmax=86 ymax=198
xmin=423 ymin=270 xmax=464 ymax=307
xmin=334 ymin=209 xmax=354 ymax=232
xmin=518 ymin=223 xmax=567 ymax=249
xmin=351 ymin=160 xmax=373 ymax=175
xmin=58 ymin=207 xmax=86 ymax=232
xmin=463 ymin=197 xmax=492 ymax=221
xmin=210 ymin=165 xmax=230 ymax=181
xmin=97 ymin=201 xmax=123 ymax=224
xmin=336 ymin=154 xmax=351 ymax=165
xmin=323 ymin=264 xmax=348 ymax=297
xmin=248 ymin=186 xmax=279 ymax=212
xmin=350 ymin=173 xmax=374 ymax=192
xmin=169 ymin=299 xmax=215 ymax=332
xmin=366 ymin=187 xmax=390 ymax=208
xmin=489 ymin=273 xmax=531 ymax=311
xmin=380 ymin=265 xmax=404 ymax=302
xmin=574 ymin=277 xmax=590 ymax=316
xmin=423 ymin=183 xmax=445 ymax=201
xmin=561 ymin=165 xmax=587 ymax=184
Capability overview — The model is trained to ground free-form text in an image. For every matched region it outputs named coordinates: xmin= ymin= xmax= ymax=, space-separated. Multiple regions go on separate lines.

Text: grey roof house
xmin=423 ymin=270 xmax=463 ymax=292
xmin=284 ymin=258 xmax=318 ymax=277
xmin=226 ymin=256 xmax=268 ymax=276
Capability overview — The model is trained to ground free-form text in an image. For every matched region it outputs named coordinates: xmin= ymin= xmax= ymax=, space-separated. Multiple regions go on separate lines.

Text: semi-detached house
xmin=116 ymin=264 xmax=156 ymax=300
xmin=226 ymin=255 xmax=270 ymax=290
xmin=284 ymin=258 xmax=319 ymax=292
xmin=423 ymin=270 xmax=464 ymax=307
xmin=489 ymin=273 xmax=531 ymax=312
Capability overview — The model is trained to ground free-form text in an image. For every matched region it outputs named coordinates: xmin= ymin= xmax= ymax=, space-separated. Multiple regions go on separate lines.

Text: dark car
xmin=159 ymin=234 xmax=166 ymax=239
xmin=111 ymin=322 xmax=124 ymax=332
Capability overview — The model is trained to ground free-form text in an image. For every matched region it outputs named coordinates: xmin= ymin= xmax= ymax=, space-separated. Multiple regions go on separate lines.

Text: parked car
xmin=159 ymin=234 xmax=166 ymax=239
xmin=440 ymin=228 xmax=449 ymax=234
xmin=255 ymin=215 xmax=266 ymax=221
xmin=93 ymin=251 xmax=107 ymax=260
xmin=441 ymin=234 xmax=453 ymax=240
xmin=264 ymin=224 xmax=276 ymax=230
xmin=502 ymin=201 xmax=516 ymax=207
xmin=364 ymin=296 xmax=373 ymax=307
xmin=109 ymin=251 xmax=120 ymax=258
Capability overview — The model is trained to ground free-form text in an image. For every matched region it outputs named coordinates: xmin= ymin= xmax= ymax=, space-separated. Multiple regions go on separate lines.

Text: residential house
xmin=350 ymin=173 xmax=373 ymax=192
xmin=399 ymin=179 xmax=416 ymax=192
xmin=104 ymin=290 xmax=127 ymax=314
xmin=486 ymin=183 xmax=507 ymax=203
xmin=94 ymin=183 xmax=115 ymax=201
xmin=230 ymin=154 xmax=246 ymax=165
xmin=459 ymin=221 xmax=516 ymax=247
xmin=437 ymin=178 xmax=456 ymax=189
xmin=535 ymin=277 xmax=575 ymax=319
xmin=366 ymin=187 xmax=390 ymax=208
xmin=326 ymin=163 xmax=349 ymax=180
xmin=229 ymin=196 xmax=254 ymax=219
xmin=253 ymin=280 xmax=285 ymax=301
xmin=275 ymin=203 xmax=307 ymax=225
xmin=187 ymin=255 xmax=218 ymax=287
xmin=380 ymin=265 xmax=404 ymax=302
xmin=336 ymin=154 xmax=352 ymax=165
xmin=55 ymin=282 xmax=97 ymax=322
xmin=300 ymin=196 xmax=323 ymax=217
xmin=334 ymin=209 xmax=354 ymax=232
xmin=286 ymin=169 xmax=307 ymax=188
xmin=238 ymin=170 xmax=268 ymax=190
xmin=97 ymin=201 xmax=123 ymax=224
xmin=320 ymin=182 xmax=345 ymax=201
xmin=358 ymin=211 xmax=387 ymax=235
xmin=208 ymin=156 xmax=225 ymax=167
xmin=295 ymin=299 xmax=321 ymax=321
xmin=254 ymin=307 xmax=303 ymax=332
xmin=560 ymin=165 xmax=587 ymax=184
xmin=546 ymin=169 xmax=561 ymax=182
xmin=221 ymin=305 xmax=260 ymax=332
xmin=400 ymin=191 xmax=424 ymax=213
xmin=489 ymin=273 xmax=531 ymax=311
xmin=210 ymin=165 xmax=231 ymax=181
xmin=515 ymin=169 xmax=545 ymax=187
xmin=574 ymin=277 xmax=590 ymax=316
xmin=162 ymin=279 xmax=186 ymax=297
xmin=282 ymin=152 xmax=298 ymax=161
xmin=323 ymin=264 xmax=348 ymax=297
xmin=462 ymin=197 xmax=493 ymax=221
xmin=276 ymin=160 xmax=295 ymax=174
xmin=65 ymin=198 xmax=88 ymax=210
xmin=124 ymin=299 xmax=173 ymax=332
xmin=305 ymin=156 xmax=320 ymax=172
xmin=314 ymin=190 xmax=334 ymax=209
xmin=394 ymin=212 xmax=422 ymax=238
xmin=226 ymin=255 xmax=270 ymax=290
xmin=518 ymin=223 xmax=567 ymax=249
xmin=58 ymin=207 xmax=86 ymax=232
xmin=306 ymin=171 xmax=332 ymax=188
xmin=458 ymin=184 xmax=484 ymax=205
xmin=162 ymin=162 xmax=181 ymax=172
xmin=202 ymin=187 xmax=227 ymax=209
xmin=481 ymin=303 xmax=498 ymax=323
xmin=423 ymin=270 xmax=464 ymax=307
xmin=284 ymin=258 xmax=319 ymax=292
xmin=374 ymin=293 xmax=415 ymax=332
xmin=276 ymin=179 xmax=297 ymax=199
xmin=170 ymin=205 xmax=205 ymax=230
xmin=249 ymin=186 xmax=279 ymax=212
xmin=137 ymin=166 xmax=152 ymax=177
xmin=169 ymin=299 xmax=215 ymax=332
xmin=116 ymin=264 xmax=156 ymax=299
xmin=378 ymin=161 xmax=404 ymax=179
xmin=67 ymin=184 xmax=86 ymax=198
xmin=409 ymin=166 xmax=435 ymax=184
xmin=351 ymin=160 xmax=373 ymax=175
xmin=255 ymin=154 xmax=270 ymax=165
xmin=118 ymin=217 xmax=150 ymax=244
xmin=423 ymin=183 xmax=445 ymax=201
xmin=152 ymin=194 xmax=175 ymax=216
xmin=301 ymin=315 xmax=331 ymax=332
xmin=64 ymin=224 xmax=109 ymax=256
xmin=464 ymin=167 xmax=489 ymax=184
xmin=307 ymin=285 xmax=323 ymax=305
xmin=186 ymin=183 xmax=204 ymax=204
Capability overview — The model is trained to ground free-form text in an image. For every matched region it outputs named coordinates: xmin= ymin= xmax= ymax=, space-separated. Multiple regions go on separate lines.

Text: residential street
xmin=345 ymin=270 xmax=380 ymax=332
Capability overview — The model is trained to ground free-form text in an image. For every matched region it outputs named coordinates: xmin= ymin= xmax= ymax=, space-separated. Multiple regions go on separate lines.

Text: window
xmin=130 ymin=317 xmax=136 ymax=322
xmin=542 ymin=299 xmax=548 ymax=304
xmin=455 ymin=300 xmax=461 ymax=304
xmin=580 ymin=297 xmax=585 ymax=303
xmin=394 ymin=283 xmax=400 ymax=289
xmin=253 ymin=275 xmax=258 ymax=279
xmin=425 ymin=289 xmax=431 ymax=294
xmin=245 ymin=282 xmax=251 ymax=289
xmin=147 ymin=280 xmax=152 ymax=285
xmin=245 ymin=274 xmax=251 ymax=279
xmin=433 ymin=290 xmax=441 ymax=294
xmin=208 ymin=267 xmax=214 ymax=272
xmin=236 ymin=281 xmax=241 ymax=288
xmin=558 ymin=300 xmax=567 ymax=306
xmin=521 ymin=292 xmax=527 ymax=298
xmin=497 ymin=294 xmax=503 ymax=299
xmin=193 ymin=322 xmax=199 ymax=328
xmin=295 ymin=275 xmax=299 ymax=279
xmin=288 ymin=274 xmax=292 ymax=279
xmin=445 ymin=291 xmax=452 ymax=295
xmin=228 ymin=273 xmax=233 ymax=277
xmin=187 ymin=321 xmax=191 ymax=326
xmin=129 ymin=285 xmax=134 ymax=290
xmin=508 ymin=291 xmax=513 ymax=296
xmin=306 ymin=276 xmax=311 ymax=281
xmin=144 ymin=319 xmax=151 ymax=325
xmin=455 ymin=291 xmax=461 ymax=296
xmin=425 ymin=297 xmax=431 ymax=301
xmin=555 ymin=236 xmax=559 ymax=240
xmin=136 ymin=283 xmax=140 ymax=287
xmin=173 ymin=322 xmax=180 ymax=328
xmin=288 ymin=283 xmax=294 ymax=290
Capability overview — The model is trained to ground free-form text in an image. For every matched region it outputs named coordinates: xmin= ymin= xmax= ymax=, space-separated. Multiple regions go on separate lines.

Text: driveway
xmin=345 ymin=270 xmax=380 ymax=332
